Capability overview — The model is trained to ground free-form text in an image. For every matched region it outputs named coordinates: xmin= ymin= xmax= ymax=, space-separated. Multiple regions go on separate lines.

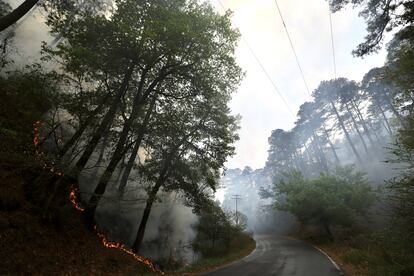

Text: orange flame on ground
xmin=33 ymin=121 xmax=64 ymax=176
xmin=68 ymin=185 xmax=163 ymax=274
xmin=95 ymin=226 xmax=164 ymax=275
xmin=34 ymin=121 xmax=162 ymax=274
xmin=69 ymin=184 xmax=85 ymax=212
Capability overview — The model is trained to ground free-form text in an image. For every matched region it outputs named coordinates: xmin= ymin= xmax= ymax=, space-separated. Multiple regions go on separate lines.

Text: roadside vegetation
xmin=260 ymin=1 xmax=414 ymax=275
xmin=183 ymin=201 xmax=255 ymax=274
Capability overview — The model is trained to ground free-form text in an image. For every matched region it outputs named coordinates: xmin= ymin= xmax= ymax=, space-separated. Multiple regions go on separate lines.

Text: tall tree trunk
xmin=323 ymin=221 xmax=334 ymax=241
xmin=366 ymin=120 xmax=382 ymax=142
xmin=44 ymin=63 xmax=135 ymax=219
xmin=72 ymin=62 xmax=135 ymax=176
xmin=115 ymin=155 xmax=126 ymax=184
xmin=90 ymin=126 xmax=110 ymax=181
xmin=351 ymin=100 xmax=376 ymax=149
xmin=375 ymin=99 xmax=393 ymax=135
xmin=0 ymin=0 xmax=39 ymax=32
xmin=132 ymin=158 xmax=173 ymax=253
xmin=330 ymin=101 xmax=363 ymax=164
xmin=312 ymin=133 xmax=329 ymax=172
xmin=58 ymin=92 xmax=111 ymax=158
xmin=132 ymin=179 xmax=163 ymax=253
xmin=386 ymin=97 xmax=403 ymax=121
xmin=118 ymin=96 xmax=157 ymax=195
xmin=322 ymin=125 xmax=340 ymax=164
xmin=346 ymin=103 xmax=369 ymax=155
xmin=131 ymin=125 xmax=202 ymax=253
xmin=89 ymin=76 xmax=163 ymax=206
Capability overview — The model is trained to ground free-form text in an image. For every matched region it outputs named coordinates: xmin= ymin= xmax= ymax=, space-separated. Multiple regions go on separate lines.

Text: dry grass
xmin=315 ymin=242 xmax=369 ymax=276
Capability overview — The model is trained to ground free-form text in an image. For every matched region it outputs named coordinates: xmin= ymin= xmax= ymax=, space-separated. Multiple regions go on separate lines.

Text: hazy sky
xmin=207 ymin=0 xmax=389 ymax=170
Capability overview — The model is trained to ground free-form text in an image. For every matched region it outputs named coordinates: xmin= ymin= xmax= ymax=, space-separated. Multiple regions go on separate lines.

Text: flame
xmin=34 ymin=122 xmax=162 ymax=274
xmin=68 ymin=186 xmax=163 ymax=274
xmin=33 ymin=120 xmax=64 ymax=176
xmin=94 ymin=226 xmax=164 ymax=275
xmin=69 ymin=184 xmax=85 ymax=212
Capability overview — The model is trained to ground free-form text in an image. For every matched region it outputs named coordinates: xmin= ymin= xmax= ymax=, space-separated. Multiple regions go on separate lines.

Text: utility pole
xmin=231 ymin=194 xmax=242 ymax=226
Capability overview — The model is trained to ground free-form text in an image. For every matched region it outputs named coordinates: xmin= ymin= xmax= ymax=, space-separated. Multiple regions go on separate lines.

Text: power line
xmin=231 ymin=194 xmax=242 ymax=226
xmin=328 ymin=4 xmax=337 ymax=79
xmin=273 ymin=0 xmax=311 ymax=97
xmin=216 ymin=0 xmax=295 ymax=117
xmin=243 ymin=38 xmax=295 ymax=116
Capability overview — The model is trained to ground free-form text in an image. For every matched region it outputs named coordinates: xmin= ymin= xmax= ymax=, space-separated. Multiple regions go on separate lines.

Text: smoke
xmin=93 ymin=185 xmax=199 ymax=263
xmin=220 ymin=109 xmax=405 ymax=236
xmin=2 ymin=0 xmax=52 ymax=67
xmin=220 ymin=167 xmax=298 ymax=235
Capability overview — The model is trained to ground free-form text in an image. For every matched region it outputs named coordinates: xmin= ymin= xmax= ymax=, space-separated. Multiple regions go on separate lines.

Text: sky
xmin=208 ymin=0 xmax=389 ymax=170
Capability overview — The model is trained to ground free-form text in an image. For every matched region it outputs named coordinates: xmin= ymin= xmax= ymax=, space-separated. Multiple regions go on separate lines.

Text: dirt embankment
xmin=0 ymin=166 xmax=159 ymax=275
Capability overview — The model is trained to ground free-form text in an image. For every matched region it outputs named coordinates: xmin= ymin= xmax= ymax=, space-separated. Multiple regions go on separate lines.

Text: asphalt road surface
xmin=203 ymin=235 xmax=343 ymax=276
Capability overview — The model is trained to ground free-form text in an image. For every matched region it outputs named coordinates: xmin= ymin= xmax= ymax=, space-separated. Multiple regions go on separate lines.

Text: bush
xmin=192 ymin=200 xmax=248 ymax=257
xmin=273 ymin=166 xmax=375 ymax=240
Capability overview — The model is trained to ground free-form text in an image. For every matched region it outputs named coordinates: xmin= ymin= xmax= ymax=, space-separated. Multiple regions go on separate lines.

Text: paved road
xmin=203 ymin=235 xmax=343 ymax=276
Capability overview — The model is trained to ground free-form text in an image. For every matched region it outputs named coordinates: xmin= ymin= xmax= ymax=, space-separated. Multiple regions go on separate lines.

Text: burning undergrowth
xmin=93 ymin=189 xmax=199 ymax=270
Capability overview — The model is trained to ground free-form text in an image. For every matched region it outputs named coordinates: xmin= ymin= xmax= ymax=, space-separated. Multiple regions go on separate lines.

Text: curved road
xmin=203 ymin=236 xmax=343 ymax=276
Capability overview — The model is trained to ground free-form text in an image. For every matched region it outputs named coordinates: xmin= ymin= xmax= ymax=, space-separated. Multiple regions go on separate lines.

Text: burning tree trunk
xmin=55 ymin=64 xmax=135 ymax=226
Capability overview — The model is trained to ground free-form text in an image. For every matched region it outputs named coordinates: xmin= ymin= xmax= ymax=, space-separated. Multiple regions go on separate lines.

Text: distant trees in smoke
xmin=261 ymin=1 xmax=414 ymax=273
xmin=264 ymin=67 xmax=409 ymax=178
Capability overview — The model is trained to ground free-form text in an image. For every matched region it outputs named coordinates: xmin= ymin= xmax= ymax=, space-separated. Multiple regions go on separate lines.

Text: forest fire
xmin=94 ymin=226 xmax=164 ymax=275
xmin=67 ymin=184 xmax=162 ymax=273
xmin=33 ymin=123 xmax=161 ymax=274
xmin=69 ymin=184 xmax=85 ymax=212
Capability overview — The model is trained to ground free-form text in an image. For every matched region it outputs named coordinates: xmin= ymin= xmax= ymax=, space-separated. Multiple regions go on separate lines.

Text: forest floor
xmin=0 ymin=164 xmax=160 ymax=275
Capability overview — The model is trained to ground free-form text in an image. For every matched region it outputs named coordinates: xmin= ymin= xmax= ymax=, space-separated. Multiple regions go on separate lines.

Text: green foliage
xmin=192 ymin=200 xmax=247 ymax=258
xmin=0 ymin=65 xmax=60 ymax=164
xmin=329 ymin=0 xmax=414 ymax=56
xmin=273 ymin=166 xmax=375 ymax=234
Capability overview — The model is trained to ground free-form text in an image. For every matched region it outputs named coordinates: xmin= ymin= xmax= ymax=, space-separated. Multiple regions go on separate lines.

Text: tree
xmin=385 ymin=26 xmax=414 ymax=113
xmin=328 ymin=0 xmax=414 ymax=56
xmin=313 ymin=79 xmax=364 ymax=163
xmin=131 ymin=86 xmax=239 ymax=252
xmin=192 ymin=200 xmax=246 ymax=257
xmin=266 ymin=129 xmax=298 ymax=174
xmin=361 ymin=67 xmax=403 ymax=135
xmin=273 ymin=166 xmax=375 ymax=240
